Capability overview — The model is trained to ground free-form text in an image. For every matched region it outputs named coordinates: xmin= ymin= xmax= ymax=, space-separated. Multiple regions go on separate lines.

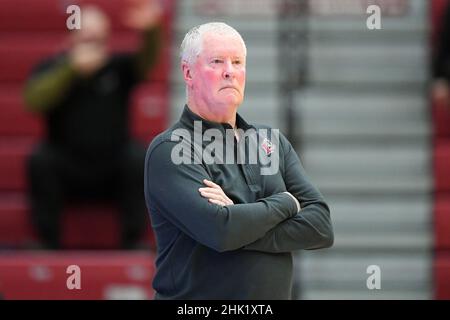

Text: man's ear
xmin=182 ymin=61 xmax=193 ymax=84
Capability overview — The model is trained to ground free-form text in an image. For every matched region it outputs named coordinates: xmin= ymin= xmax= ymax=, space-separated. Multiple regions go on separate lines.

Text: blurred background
xmin=0 ymin=0 xmax=449 ymax=300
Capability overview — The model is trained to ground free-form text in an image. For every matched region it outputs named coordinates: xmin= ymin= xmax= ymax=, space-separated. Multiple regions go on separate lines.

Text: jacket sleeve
xmin=243 ymin=134 xmax=334 ymax=253
xmin=23 ymin=57 xmax=78 ymax=113
xmin=133 ymin=25 xmax=162 ymax=81
xmin=144 ymin=140 xmax=299 ymax=253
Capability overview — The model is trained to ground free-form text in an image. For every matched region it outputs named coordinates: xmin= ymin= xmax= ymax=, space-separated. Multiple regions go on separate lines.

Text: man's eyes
xmin=210 ymin=59 xmax=243 ymax=65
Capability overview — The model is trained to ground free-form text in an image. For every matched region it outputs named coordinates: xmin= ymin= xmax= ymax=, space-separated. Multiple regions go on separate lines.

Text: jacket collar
xmin=179 ymin=104 xmax=255 ymax=134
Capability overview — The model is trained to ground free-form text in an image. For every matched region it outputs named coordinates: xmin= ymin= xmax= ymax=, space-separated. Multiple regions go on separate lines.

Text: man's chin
xmin=220 ymin=96 xmax=242 ymax=106
xmin=220 ymin=100 xmax=242 ymax=111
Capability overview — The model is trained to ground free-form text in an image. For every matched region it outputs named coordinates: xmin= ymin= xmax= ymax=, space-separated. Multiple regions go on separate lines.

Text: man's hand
xmin=122 ymin=0 xmax=163 ymax=30
xmin=432 ymin=78 xmax=450 ymax=108
xmin=199 ymin=179 xmax=234 ymax=207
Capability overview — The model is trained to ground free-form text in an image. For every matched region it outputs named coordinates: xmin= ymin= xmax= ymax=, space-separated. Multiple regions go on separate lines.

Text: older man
xmin=144 ymin=22 xmax=333 ymax=299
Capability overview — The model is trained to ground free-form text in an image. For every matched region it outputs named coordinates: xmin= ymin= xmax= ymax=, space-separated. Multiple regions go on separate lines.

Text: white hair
xmin=180 ymin=22 xmax=247 ymax=65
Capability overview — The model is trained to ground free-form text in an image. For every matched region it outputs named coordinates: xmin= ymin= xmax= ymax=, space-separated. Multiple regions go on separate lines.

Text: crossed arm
xmin=145 ymin=136 xmax=333 ymax=254
xmin=197 ymin=134 xmax=334 ymax=253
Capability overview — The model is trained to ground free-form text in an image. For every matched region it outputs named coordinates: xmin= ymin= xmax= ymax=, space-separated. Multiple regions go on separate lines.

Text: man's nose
xmin=222 ymin=60 xmax=234 ymax=79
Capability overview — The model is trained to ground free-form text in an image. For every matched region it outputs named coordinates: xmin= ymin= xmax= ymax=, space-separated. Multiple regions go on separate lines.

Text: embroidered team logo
xmin=261 ymin=138 xmax=275 ymax=156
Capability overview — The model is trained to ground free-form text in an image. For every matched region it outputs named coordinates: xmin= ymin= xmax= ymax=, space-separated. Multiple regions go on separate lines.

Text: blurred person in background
xmin=432 ymin=0 xmax=450 ymax=108
xmin=23 ymin=0 xmax=162 ymax=250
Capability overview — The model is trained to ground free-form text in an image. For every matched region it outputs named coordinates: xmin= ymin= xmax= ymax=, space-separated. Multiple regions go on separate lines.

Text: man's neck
xmin=186 ymin=102 xmax=237 ymax=129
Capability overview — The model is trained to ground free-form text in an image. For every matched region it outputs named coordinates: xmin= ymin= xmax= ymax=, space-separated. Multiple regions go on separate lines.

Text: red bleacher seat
xmin=434 ymin=141 xmax=450 ymax=192
xmin=0 ymin=86 xmax=43 ymax=137
xmin=0 ymin=0 xmax=68 ymax=32
xmin=0 ymin=193 xmax=155 ymax=249
xmin=63 ymin=204 xmax=122 ymax=249
xmin=435 ymin=195 xmax=450 ymax=250
xmin=0 ymin=138 xmax=33 ymax=191
xmin=130 ymin=82 xmax=169 ymax=142
xmin=0 ymin=251 xmax=156 ymax=299
xmin=63 ymin=204 xmax=155 ymax=250
xmin=435 ymin=252 xmax=450 ymax=299
xmin=0 ymin=0 xmax=173 ymax=32
xmin=0 ymin=34 xmax=66 ymax=83
xmin=0 ymin=193 xmax=36 ymax=247
xmin=432 ymin=101 xmax=450 ymax=138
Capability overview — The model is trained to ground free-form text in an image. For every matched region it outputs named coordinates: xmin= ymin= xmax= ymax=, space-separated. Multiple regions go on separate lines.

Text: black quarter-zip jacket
xmin=144 ymin=105 xmax=333 ymax=299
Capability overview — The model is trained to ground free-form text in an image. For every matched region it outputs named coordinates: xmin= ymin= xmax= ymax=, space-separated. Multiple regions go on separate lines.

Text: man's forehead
xmin=201 ymin=33 xmax=245 ymax=56
xmin=204 ymin=50 xmax=245 ymax=58
xmin=204 ymin=32 xmax=243 ymax=44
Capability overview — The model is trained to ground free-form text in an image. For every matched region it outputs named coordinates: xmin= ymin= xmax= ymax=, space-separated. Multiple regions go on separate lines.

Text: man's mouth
xmin=221 ymin=86 xmax=239 ymax=92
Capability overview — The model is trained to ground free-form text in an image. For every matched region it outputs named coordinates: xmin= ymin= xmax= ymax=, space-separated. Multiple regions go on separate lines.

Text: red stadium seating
xmin=0 ymin=193 xmax=36 ymax=247
xmin=0 ymin=138 xmax=33 ymax=191
xmin=0 ymin=251 xmax=156 ymax=299
xmin=63 ymin=203 xmax=155 ymax=250
xmin=0 ymin=193 xmax=155 ymax=249
xmin=0 ymin=34 xmax=66 ymax=83
xmin=0 ymin=0 xmax=174 ymax=33
xmin=0 ymin=5 xmax=173 ymax=302
xmin=432 ymin=101 xmax=450 ymax=138
xmin=130 ymin=82 xmax=169 ymax=142
xmin=0 ymin=86 xmax=44 ymax=137
xmin=435 ymin=252 xmax=450 ymax=299
xmin=0 ymin=0 xmax=68 ymax=32
xmin=432 ymin=0 xmax=450 ymax=300
xmin=434 ymin=141 xmax=450 ymax=193
xmin=434 ymin=195 xmax=450 ymax=250
xmin=0 ymin=0 xmax=173 ymax=300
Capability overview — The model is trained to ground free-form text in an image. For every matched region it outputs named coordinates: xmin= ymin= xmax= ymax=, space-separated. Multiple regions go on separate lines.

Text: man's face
xmin=71 ymin=7 xmax=110 ymax=50
xmin=187 ymin=32 xmax=246 ymax=116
